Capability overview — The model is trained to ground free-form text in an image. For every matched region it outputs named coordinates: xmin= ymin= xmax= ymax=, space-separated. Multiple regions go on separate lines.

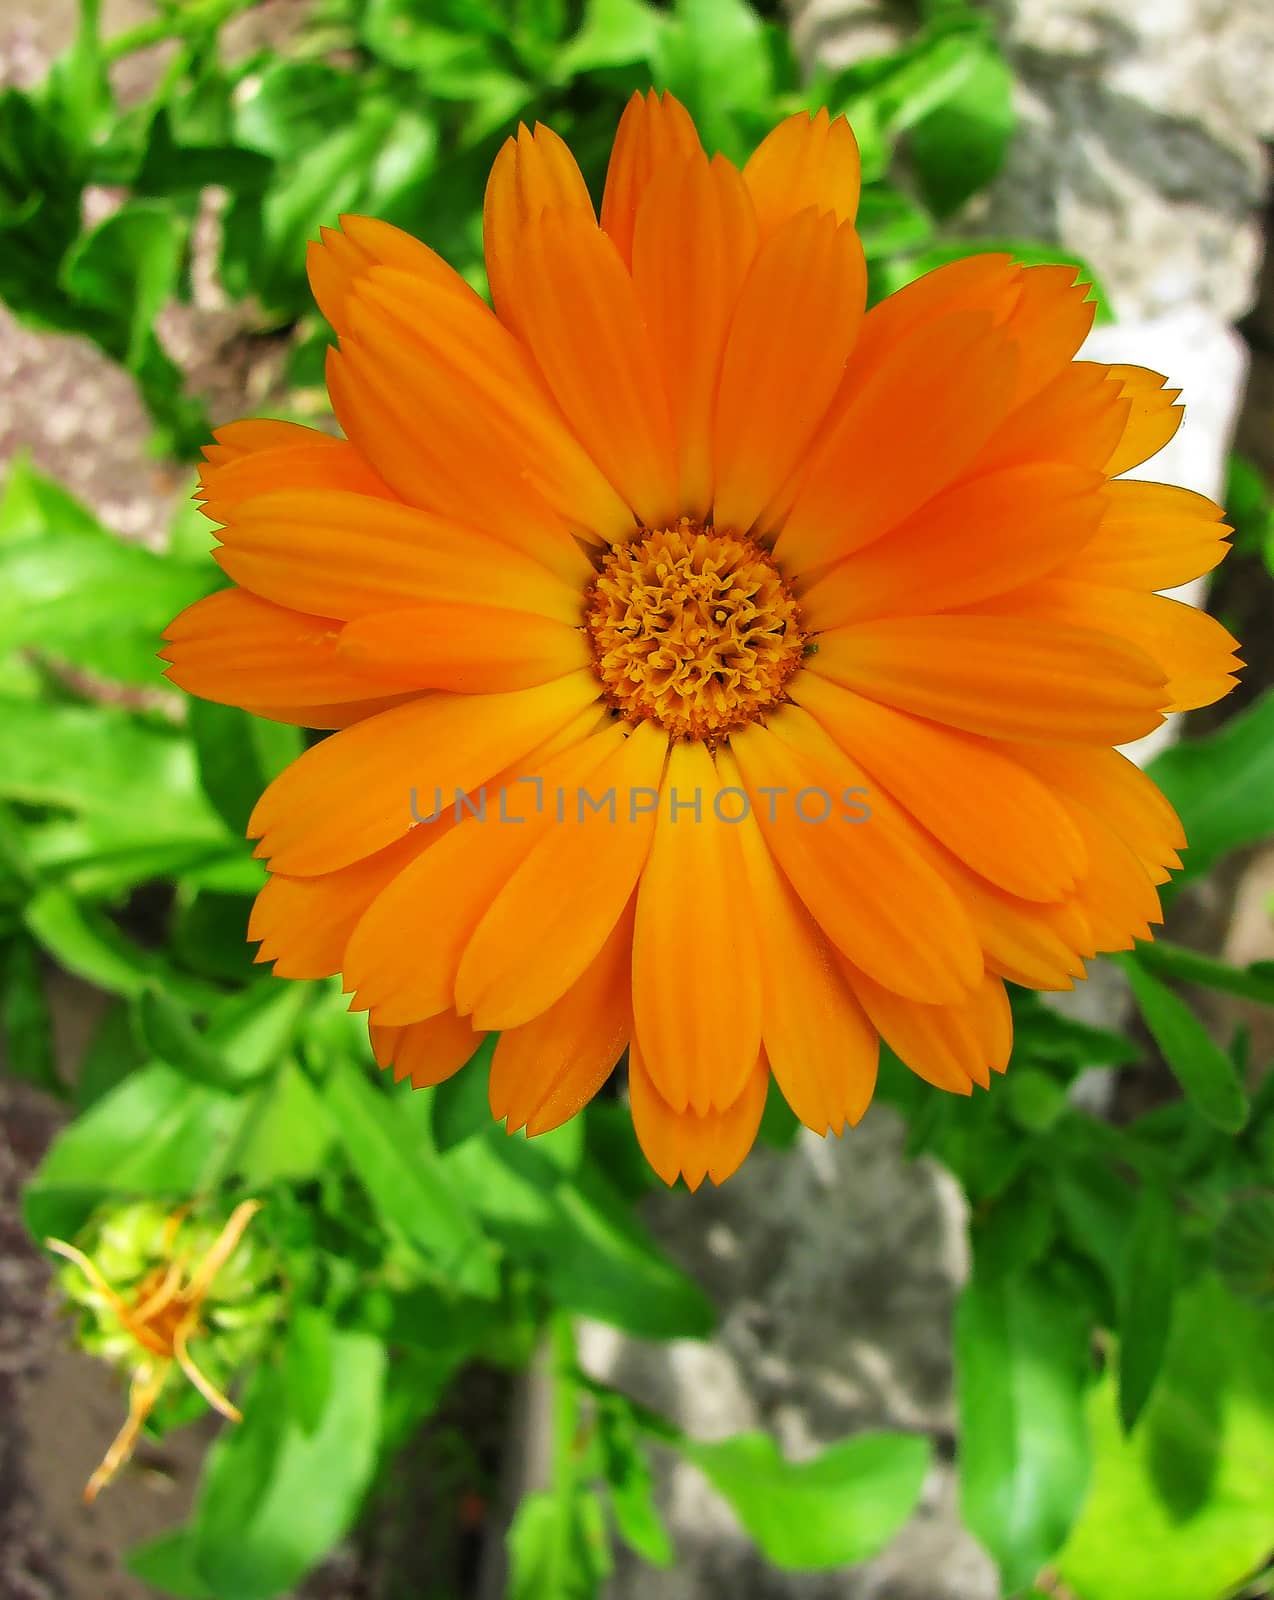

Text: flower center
xmin=585 ymin=519 xmax=807 ymax=742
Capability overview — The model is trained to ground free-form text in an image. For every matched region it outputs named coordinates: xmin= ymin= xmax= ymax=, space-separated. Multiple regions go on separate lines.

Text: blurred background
xmin=1 ymin=3 xmax=1274 ymax=1600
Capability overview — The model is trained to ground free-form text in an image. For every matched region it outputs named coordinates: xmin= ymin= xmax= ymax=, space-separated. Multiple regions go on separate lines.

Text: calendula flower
xmin=47 ymin=1199 xmax=274 ymax=1501
xmin=162 ymin=93 xmax=1240 ymax=1189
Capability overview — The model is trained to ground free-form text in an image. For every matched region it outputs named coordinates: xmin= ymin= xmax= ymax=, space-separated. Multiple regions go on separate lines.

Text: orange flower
xmin=162 ymin=93 xmax=1240 ymax=1189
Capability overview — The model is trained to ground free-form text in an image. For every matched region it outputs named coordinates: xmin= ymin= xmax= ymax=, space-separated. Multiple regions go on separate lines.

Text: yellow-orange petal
xmin=456 ymin=720 xmax=668 ymax=1029
xmin=997 ymin=263 xmax=1098 ymax=405
xmin=510 ymin=210 xmax=679 ymax=527
xmin=600 ymin=89 xmax=702 ymax=268
xmin=631 ymin=153 xmax=758 ymax=517
xmin=161 ymin=589 xmax=366 ymax=711
xmin=631 ymin=740 xmax=762 ymax=1116
xmin=336 ymin=269 xmax=630 ymax=552
xmin=847 ymin=969 xmax=1012 ymax=1094
xmin=629 ymin=1040 xmax=769 ymax=1191
xmin=712 ymin=208 xmax=866 ymax=536
xmin=773 ymin=311 xmax=1017 ymax=574
xmin=730 ymin=712 xmax=984 ymax=1004
xmin=1064 ymin=481 xmax=1230 ymax=591
xmin=214 ymin=488 xmax=580 ymax=625
xmin=742 ymin=107 xmax=861 ymax=235
xmin=847 ymin=253 xmax=1020 ymax=380
xmin=308 ymin=214 xmax=480 ymax=334
xmin=343 ymin=723 xmax=620 ymax=1022
xmin=489 ymin=901 xmax=634 ymax=1136
xmin=1100 ymin=364 xmax=1184 ymax=476
xmin=1060 ymin=800 xmax=1163 ymax=951
xmin=719 ymin=746 xmax=877 ymax=1134
xmin=483 ymin=122 xmax=596 ymax=335
xmin=200 ymin=418 xmax=337 ymax=469
xmin=791 ymin=673 xmax=1087 ymax=901
xmin=369 ymin=1010 xmax=484 ymax=1090
xmin=968 ymin=362 xmax=1130 ymax=478
xmin=810 ymin=615 xmax=1168 ymax=743
xmin=979 ymin=580 xmax=1242 ymax=713
xmin=249 ymin=830 xmax=428 ymax=978
xmin=197 ymin=427 xmax=394 ymax=518
xmin=800 ymin=462 xmax=1105 ymax=628
xmin=336 ymin=605 xmax=590 ymax=695
xmin=1007 ymin=742 xmax=1184 ymax=884
xmin=248 ymin=672 xmax=601 ymax=875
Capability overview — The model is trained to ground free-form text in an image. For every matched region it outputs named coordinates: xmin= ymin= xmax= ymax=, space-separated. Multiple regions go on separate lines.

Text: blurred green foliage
xmin=0 ymin=2 xmax=1272 ymax=1599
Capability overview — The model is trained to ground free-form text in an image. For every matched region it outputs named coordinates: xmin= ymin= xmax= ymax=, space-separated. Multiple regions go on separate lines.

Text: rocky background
xmin=1 ymin=2 xmax=1272 ymax=1599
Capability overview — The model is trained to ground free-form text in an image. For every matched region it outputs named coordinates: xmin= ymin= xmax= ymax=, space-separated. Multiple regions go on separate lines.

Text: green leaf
xmin=25 ymin=888 xmax=166 ymax=999
xmin=595 ymin=1392 xmax=674 ymax=1566
xmin=1121 ymin=954 xmax=1249 ymax=1133
xmin=556 ymin=0 xmax=664 ymax=75
xmin=135 ymin=986 xmax=252 ymax=1091
xmin=508 ymin=1487 xmax=613 ymax=1600
xmin=653 ymin=0 xmax=774 ymax=161
xmin=24 ymin=1061 xmax=256 ymax=1241
xmin=908 ymin=43 xmax=1014 ymax=217
xmin=1 ymin=933 xmax=61 ymax=1095
xmin=1149 ymin=689 xmax=1274 ymax=883
xmin=235 ymin=1059 xmax=334 ymax=1187
xmin=1133 ymin=940 xmax=1274 ymax=1006
xmin=187 ymin=698 xmax=303 ymax=837
xmin=191 ymin=1325 xmax=385 ymax=1600
xmin=678 ymin=1429 xmax=930 ymax=1570
xmin=126 ymin=1529 xmax=214 ymax=1599
xmin=61 ymin=200 xmax=184 ymax=369
xmin=956 ymin=1264 xmax=1092 ymax=1593
xmin=855 ymin=184 xmax=934 ymax=259
xmin=283 ymin=1304 xmax=333 ymax=1436
xmin=1058 ymin=1275 xmax=1274 ymax=1600
xmin=1117 ymin=1186 xmax=1179 ymax=1433
xmin=430 ymin=1034 xmax=496 ymax=1151
xmin=325 ymin=1056 xmax=499 ymax=1298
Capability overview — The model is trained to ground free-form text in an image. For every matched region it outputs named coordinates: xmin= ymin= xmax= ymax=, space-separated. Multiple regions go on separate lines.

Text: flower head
xmin=48 ymin=1198 xmax=274 ymax=1501
xmin=161 ymin=93 xmax=1240 ymax=1189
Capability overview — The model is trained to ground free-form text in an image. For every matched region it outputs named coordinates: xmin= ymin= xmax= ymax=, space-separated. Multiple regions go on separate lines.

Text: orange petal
xmin=631 ymin=740 xmax=762 ymax=1115
xmin=214 ymin=488 xmax=580 ymax=625
xmin=483 ymin=122 xmax=595 ymax=336
xmin=369 ymin=1010 xmax=484 ymax=1090
xmin=810 ymin=614 xmax=1168 ymax=743
xmin=248 ymin=671 xmax=601 ymax=874
xmin=792 ymin=673 xmax=1087 ymax=901
xmin=997 ymin=263 xmax=1097 ymax=405
xmin=629 ymin=1040 xmax=769 ymax=1191
xmin=200 ymin=418 xmax=341 ymax=469
xmin=968 ymin=362 xmax=1130 ymax=478
xmin=456 ymin=720 xmax=668 ymax=1029
xmin=980 ymin=579 xmax=1242 ymax=713
xmin=337 ymin=605 xmax=590 ymax=695
xmin=721 ymin=747 xmax=878 ymax=1134
xmin=249 ymin=830 xmax=429 ymax=978
xmin=773 ymin=311 xmax=1017 ymax=574
xmin=729 ymin=712 xmax=983 ymax=1004
xmin=307 ymin=214 xmax=480 ymax=333
xmin=344 ymin=724 xmax=621 ymax=1022
xmin=336 ymin=269 xmax=629 ymax=553
xmin=1007 ymin=741 xmax=1184 ymax=881
xmin=1100 ymin=364 xmax=1184 ymax=476
xmin=712 ymin=208 xmax=866 ymax=536
xmin=488 ymin=900 xmax=634 ymax=1136
xmin=1058 ymin=800 xmax=1163 ymax=951
xmin=1064 ymin=481 xmax=1230 ymax=591
xmin=161 ymin=588 xmax=371 ymax=711
xmin=800 ymin=462 xmax=1105 ymax=627
xmin=631 ymin=153 xmax=758 ymax=517
xmin=600 ymin=90 xmax=702 ymax=268
xmin=847 ymin=253 xmax=1020 ymax=379
xmin=742 ymin=107 xmax=861 ymax=234
xmin=847 ymin=968 xmax=1013 ymax=1094
xmin=197 ymin=428 xmax=394 ymax=519
xmin=510 ymin=210 xmax=679 ymax=526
